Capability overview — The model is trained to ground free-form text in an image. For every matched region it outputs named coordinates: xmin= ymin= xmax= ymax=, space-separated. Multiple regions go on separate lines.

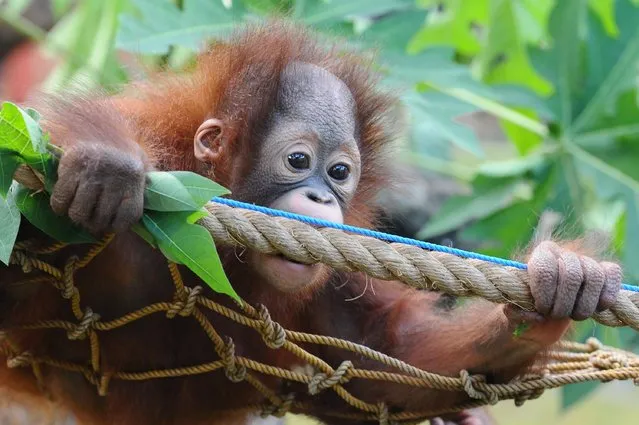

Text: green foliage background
xmin=2 ymin=0 xmax=639 ymax=422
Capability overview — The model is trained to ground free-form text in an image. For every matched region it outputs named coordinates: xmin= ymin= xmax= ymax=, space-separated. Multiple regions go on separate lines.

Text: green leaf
xmin=529 ymin=0 xmax=587 ymax=131
xmin=588 ymin=0 xmax=617 ymax=36
xmin=516 ymin=0 xmax=554 ymax=44
xmin=475 ymin=0 xmax=552 ymax=95
xmin=403 ymin=90 xmax=483 ymax=158
xmin=116 ymin=0 xmax=246 ymax=55
xmin=460 ymin=167 xmax=556 ymax=258
xmin=52 ymin=0 xmax=75 ymax=18
xmin=0 ymin=183 xmax=21 ymax=265
xmin=144 ymin=171 xmax=229 ymax=212
xmin=359 ymin=8 xmax=428 ymax=54
xmin=14 ymin=185 xmax=95 ymax=244
xmin=572 ymin=0 xmax=639 ymax=134
xmin=0 ymin=102 xmax=54 ymax=184
xmin=417 ymin=178 xmax=533 ymax=239
xmin=566 ymin=142 xmax=639 ymax=278
xmin=500 ymin=108 xmax=544 ymax=155
xmin=142 ymin=210 xmax=238 ymax=300
xmin=0 ymin=102 xmax=47 ymax=159
xmin=408 ymin=0 xmax=489 ymax=56
xmin=165 ymin=171 xmax=229 ymax=208
xmin=0 ymin=151 xmax=21 ymax=197
xmin=423 ymin=82 xmax=548 ymax=137
xmin=477 ymin=153 xmax=546 ymax=178
xmin=144 ymin=172 xmax=200 ymax=211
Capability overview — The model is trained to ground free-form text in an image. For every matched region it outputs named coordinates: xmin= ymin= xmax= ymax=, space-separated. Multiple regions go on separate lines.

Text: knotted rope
xmin=3 ymin=237 xmax=639 ymax=424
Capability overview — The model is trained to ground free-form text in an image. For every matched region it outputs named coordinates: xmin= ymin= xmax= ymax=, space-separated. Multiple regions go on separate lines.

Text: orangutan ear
xmin=194 ymin=118 xmax=224 ymax=163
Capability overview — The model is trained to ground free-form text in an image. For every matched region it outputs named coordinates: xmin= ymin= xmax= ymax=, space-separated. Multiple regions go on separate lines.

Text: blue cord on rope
xmin=212 ymin=197 xmax=639 ymax=293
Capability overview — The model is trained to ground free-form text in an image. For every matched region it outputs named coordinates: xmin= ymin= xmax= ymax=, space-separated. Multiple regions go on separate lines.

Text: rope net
xmin=3 ymin=225 xmax=639 ymax=424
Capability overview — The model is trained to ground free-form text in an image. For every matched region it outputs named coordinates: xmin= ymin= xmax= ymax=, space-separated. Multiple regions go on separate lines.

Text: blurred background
xmin=1 ymin=0 xmax=638 ymax=424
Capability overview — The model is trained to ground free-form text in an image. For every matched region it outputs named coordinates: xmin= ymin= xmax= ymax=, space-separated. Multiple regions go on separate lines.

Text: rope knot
xmin=67 ymin=308 xmax=100 ymax=340
xmin=166 ymin=286 xmax=202 ymax=318
xmin=590 ymin=351 xmax=629 ymax=370
xmin=459 ymin=370 xmax=498 ymax=405
xmin=512 ymin=374 xmax=546 ymax=406
xmin=7 ymin=351 xmax=33 ymax=368
xmin=222 ymin=337 xmax=246 ymax=383
xmin=308 ymin=360 xmax=353 ymax=395
xmin=62 ymin=256 xmax=79 ymax=299
xmin=256 ymin=304 xmax=286 ymax=349
xmin=260 ymin=393 xmax=294 ymax=418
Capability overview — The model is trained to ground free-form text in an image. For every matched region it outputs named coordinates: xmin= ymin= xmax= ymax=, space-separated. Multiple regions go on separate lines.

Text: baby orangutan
xmin=0 ymin=21 xmax=623 ymax=425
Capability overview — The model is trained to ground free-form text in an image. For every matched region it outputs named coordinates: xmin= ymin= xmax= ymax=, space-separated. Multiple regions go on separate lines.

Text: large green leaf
xmin=116 ymin=0 xmax=246 ymax=55
xmin=0 ymin=151 xmax=21 ymax=198
xmin=142 ymin=210 xmax=239 ymax=300
xmin=572 ymin=0 xmax=639 ymax=134
xmin=408 ymin=0 xmax=489 ymax=56
xmin=165 ymin=171 xmax=230 ymax=208
xmin=0 ymin=183 xmax=21 ymax=265
xmin=144 ymin=171 xmax=230 ymax=212
xmin=0 ymin=102 xmax=54 ymax=185
xmin=14 ymin=185 xmax=96 ymax=244
xmin=403 ymin=90 xmax=483 ymax=158
xmin=0 ymin=102 xmax=47 ymax=159
xmin=475 ymin=0 xmax=551 ymax=95
xmin=529 ymin=0 xmax=587 ymax=131
xmin=567 ymin=143 xmax=639 ymax=278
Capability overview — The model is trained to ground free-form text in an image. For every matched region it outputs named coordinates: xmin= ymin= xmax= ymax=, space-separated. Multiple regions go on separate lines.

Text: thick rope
xmin=11 ymin=167 xmax=639 ymax=329
xmin=200 ymin=203 xmax=639 ymax=331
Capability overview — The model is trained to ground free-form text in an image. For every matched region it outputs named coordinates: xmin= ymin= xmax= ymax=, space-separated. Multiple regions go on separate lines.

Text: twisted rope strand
xmin=201 ymin=203 xmax=639 ymax=331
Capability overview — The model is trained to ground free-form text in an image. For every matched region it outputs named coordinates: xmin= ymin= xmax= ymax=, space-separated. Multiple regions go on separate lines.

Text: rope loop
xmin=459 ymin=370 xmax=498 ymax=405
xmin=260 ymin=393 xmax=294 ymax=418
xmin=67 ymin=308 xmax=100 ymax=340
xmin=308 ymin=360 xmax=353 ymax=395
xmin=166 ymin=286 xmax=202 ymax=319
xmin=222 ymin=337 xmax=247 ymax=383
xmin=62 ymin=255 xmax=79 ymax=299
xmin=7 ymin=351 xmax=33 ymax=368
xmin=10 ymin=251 xmax=34 ymax=273
xmin=256 ymin=304 xmax=286 ymax=349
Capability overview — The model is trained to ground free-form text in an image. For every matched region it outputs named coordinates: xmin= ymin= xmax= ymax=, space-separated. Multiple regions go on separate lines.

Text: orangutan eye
xmin=287 ymin=152 xmax=310 ymax=170
xmin=328 ymin=163 xmax=350 ymax=181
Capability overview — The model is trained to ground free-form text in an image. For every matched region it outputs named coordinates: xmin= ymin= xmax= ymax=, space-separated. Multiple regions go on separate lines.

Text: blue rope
xmin=211 ymin=197 xmax=639 ymax=293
